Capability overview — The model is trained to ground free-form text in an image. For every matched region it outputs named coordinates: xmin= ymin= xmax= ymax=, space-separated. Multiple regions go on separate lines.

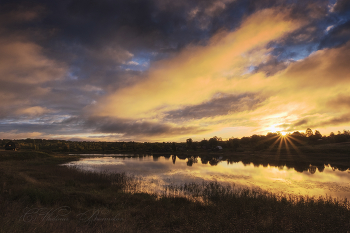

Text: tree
xmin=292 ymin=131 xmax=303 ymax=136
xmin=186 ymin=138 xmax=193 ymax=149
xmin=240 ymin=136 xmax=250 ymax=145
xmin=209 ymin=136 xmax=219 ymax=148
xmin=314 ymin=130 xmax=322 ymax=139
xmin=186 ymin=156 xmax=197 ymax=166
xmin=171 ymin=142 xmax=176 ymax=151
xmin=228 ymin=137 xmax=240 ymax=151
xmin=250 ymin=134 xmax=260 ymax=144
xmin=306 ymin=128 xmax=313 ymax=137
xmin=200 ymin=139 xmax=208 ymax=149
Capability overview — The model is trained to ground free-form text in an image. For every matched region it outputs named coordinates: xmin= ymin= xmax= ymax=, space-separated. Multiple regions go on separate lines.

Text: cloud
xmin=0 ymin=3 xmax=44 ymax=26
xmin=1 ymin=1 xmax=350 ymax=141
xmin=92 ymin=8 xmax=301 ymax=120
xmin=326 ymin=94 xmax=350 ymax=109
xmin=253 ymin=41 xmax=350 ymax=132
xmin=281 ymin=41 xmax=350 ymax=88
xmin=252 ymin=55 xmax=291 ymax=76
xmin=164 ymin=93 xmax=264 ymax=121
xmin=0 ymin=38 xmax=67 ymax=119
xmin=58 ymin=115 xmax=207 ymax=140
xmin=0 ymin=130 xmax=43 ymax=139
xmin=15 ymin=106 xmax=53 ymax=117
xmin=83 ymin=116 xmax=208 ymax=138
xmin=0 ymin=39 xmax=65 ymax=84
xmin=319 ymin=20 xmax=350 ymax=49
xmin=332 ymin=0 xmax=350 ymax=14
xmin=317 ymin=114 xmax=350 ymax=127
xmin=292 ymin=119 xmax=309 ymax=127
xmin=127 ymin=61 xmax=139 ymax=66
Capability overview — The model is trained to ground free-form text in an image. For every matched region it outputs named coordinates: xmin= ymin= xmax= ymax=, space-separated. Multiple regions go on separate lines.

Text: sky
xmin=1 ymin=0 xmax=350 ymax=142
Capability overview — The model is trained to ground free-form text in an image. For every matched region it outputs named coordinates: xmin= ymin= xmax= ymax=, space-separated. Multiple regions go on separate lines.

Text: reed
xmin=0 ymin=150 xmax=349 ymax=232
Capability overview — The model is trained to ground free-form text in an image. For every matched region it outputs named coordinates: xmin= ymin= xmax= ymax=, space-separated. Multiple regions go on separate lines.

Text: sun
xmin=265 ymin=125 xmax=281 ymax=134
xmin=262 ymin=129 xmax=306 ymax=155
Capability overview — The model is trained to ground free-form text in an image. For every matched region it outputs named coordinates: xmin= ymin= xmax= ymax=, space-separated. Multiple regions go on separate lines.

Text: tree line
xmin=0 ymin=128 xmax=349 ymax=153
xmin=186 ymin=128 xmax=350 ymax=151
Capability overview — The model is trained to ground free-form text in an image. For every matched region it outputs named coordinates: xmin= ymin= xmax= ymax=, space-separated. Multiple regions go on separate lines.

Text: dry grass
xmin=0 ymin=150 xmax=349 ymax=232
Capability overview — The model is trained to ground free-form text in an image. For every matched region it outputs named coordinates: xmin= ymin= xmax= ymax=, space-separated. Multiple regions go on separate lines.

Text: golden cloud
xmin=92 ymin=8 xmax=302 ymax=120
xmin=15 ymin=106 xmax=53 ymax=117
xmin=0 ymin=39 xmax=66 ymax=84
xmin=83 ymin=8 xmax=350 ymax=140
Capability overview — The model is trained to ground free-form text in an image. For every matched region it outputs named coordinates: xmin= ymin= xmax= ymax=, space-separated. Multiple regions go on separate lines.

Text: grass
xmin=0 ymin=150 xmax=349 ymax=232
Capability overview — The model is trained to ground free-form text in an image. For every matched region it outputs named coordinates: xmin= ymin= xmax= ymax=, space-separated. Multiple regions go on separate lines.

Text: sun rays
xmin=260 ymin=132 xmax=308 ymax=156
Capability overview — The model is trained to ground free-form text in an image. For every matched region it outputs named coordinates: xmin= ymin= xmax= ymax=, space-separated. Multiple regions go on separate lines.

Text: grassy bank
xmin=0 ymin=150 xmax=349 ymax=232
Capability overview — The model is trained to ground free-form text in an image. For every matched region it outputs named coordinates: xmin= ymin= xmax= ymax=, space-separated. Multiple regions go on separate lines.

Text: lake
xmin=63 ymin=154 xmax=350 ymax=200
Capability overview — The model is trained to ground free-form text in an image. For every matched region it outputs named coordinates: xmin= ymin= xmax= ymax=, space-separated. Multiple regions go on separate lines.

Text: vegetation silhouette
xmin=1 ymin=128 xmax=349 ymax=172
xmin=0 ymin=151 xmax=349 ymax=232
xmin=0 ymin=131 xmax=349 ymax=232
xmin=3 ymin=128 xmax=348 ymax=153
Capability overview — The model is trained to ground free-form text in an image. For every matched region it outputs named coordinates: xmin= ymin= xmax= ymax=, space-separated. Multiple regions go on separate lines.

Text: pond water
xmin=63 ymin=154 xmax=350 ymax=200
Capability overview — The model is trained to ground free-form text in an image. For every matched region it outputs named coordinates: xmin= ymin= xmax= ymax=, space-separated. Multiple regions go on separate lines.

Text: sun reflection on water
xmin=64 ymin=155 xmax=350 ymax=201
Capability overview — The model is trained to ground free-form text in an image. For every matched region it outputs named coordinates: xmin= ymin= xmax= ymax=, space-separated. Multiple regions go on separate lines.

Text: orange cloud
xmin=15 ymin=106 xmax=53 ymax=117
xmin=79 ymin=8 xmax=350 ymax=141
xmin=92 ymin=8 xmax=302 ymax=120
xmin=0 ymin=39 xmax=66 ymax=84
xmin=233 ymin=41 xmax=350 ymax=135
xmin=0 ymin=130 xmax=43 ymax=139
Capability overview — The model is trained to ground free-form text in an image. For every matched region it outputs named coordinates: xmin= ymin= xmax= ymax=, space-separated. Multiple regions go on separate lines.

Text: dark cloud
xmin=326 ymin=94 xmax=350 ymax=109
xmin=1 ymin=0 xmax=350 ymax=139
xmin=164 ymin=93 xmax=264 ymax=121
xmin=2 ymin=0 xmax=328 ymax=58
xmin=0 ymin=0 xmax=334 ymax=87
xmin=0 ymin=78 xmax=100 ymax=121
xmin=319 ymin=20 xmax=350 ymax=49
xmin=282 ymin=119 xmax=310 ymax=132
xmin=0 ymin=122 xmax=85 ymax=136
xmin=333 ymin=0 xmax=350 ymax=14
xmin=38 ymin=0 xmax=243 ymax=51
xmin=283 ymin=41 xmax=350 ymax=88
xmin=261 ymin=1 xmax=344 ymax=60
xmin=253 ymin=56 xmax=290 ymax=76
xmin=83 ymin=117 xmax=207 ymax=137
xmin=293 ymin=119 xmax=309 ymax=127
xmin=285 ymin=113 xmax=350 ymax=131
xmin=317 ymin=114 xmax=350 ymax=127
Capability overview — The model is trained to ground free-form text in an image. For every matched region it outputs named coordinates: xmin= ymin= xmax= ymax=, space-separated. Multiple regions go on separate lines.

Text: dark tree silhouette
xmin=314 ymin=130 xmax=322 ymax=139
xmin=306 ymin=128 xmax=313 ymax=137
xmin=186 ymin=138 xmax=192 ymax=149
xmin=200 ymin=139 xmax=208 ymax=149
xmin=209 ymin=136 xmax=220 ymax=148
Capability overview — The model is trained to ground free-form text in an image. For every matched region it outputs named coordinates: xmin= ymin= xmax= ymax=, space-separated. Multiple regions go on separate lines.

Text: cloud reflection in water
xmin=64 ymin=155 xmax=350 ymax=200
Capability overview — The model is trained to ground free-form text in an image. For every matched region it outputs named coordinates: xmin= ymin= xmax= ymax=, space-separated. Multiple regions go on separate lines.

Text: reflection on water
xmin=64 ymin=154 xmax=350 ymax=200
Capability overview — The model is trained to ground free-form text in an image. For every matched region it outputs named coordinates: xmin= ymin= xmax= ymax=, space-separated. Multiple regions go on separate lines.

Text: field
xmin=0 ymin=149 xmax=349 ymax=232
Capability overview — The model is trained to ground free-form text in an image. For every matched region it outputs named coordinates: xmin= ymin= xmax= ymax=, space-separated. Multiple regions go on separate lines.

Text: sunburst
xmin=259 ymin=131 xmax=307 ymax=156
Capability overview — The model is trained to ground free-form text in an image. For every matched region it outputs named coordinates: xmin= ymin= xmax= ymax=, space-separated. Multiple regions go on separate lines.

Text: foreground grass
xmin=0 ymin=150 xmax=349 ymax=232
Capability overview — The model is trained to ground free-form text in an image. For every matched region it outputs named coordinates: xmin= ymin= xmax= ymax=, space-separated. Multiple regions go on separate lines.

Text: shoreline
xmin=0 ymin=150 xmax=349 ymax=232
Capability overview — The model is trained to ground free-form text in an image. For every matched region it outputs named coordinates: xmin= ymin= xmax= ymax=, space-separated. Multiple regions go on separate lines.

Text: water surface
xmin=64 ymin=154 xmax=350 ymax=200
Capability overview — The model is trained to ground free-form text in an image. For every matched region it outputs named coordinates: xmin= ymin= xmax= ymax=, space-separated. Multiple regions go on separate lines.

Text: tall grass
xmin=1 ymin=151 xmax=350 ymax=232
xmin=163 ymin=181 xmax=350 ymax=209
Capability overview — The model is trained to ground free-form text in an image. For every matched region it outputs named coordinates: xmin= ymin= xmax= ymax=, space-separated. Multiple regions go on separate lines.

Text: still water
xmin=64 ymin=154 xmax=350 ymax=200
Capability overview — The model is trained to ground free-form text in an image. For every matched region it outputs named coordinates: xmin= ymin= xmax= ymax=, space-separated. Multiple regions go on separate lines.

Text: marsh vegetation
xmin=0 ymin=150 xmax=349 ymax=232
